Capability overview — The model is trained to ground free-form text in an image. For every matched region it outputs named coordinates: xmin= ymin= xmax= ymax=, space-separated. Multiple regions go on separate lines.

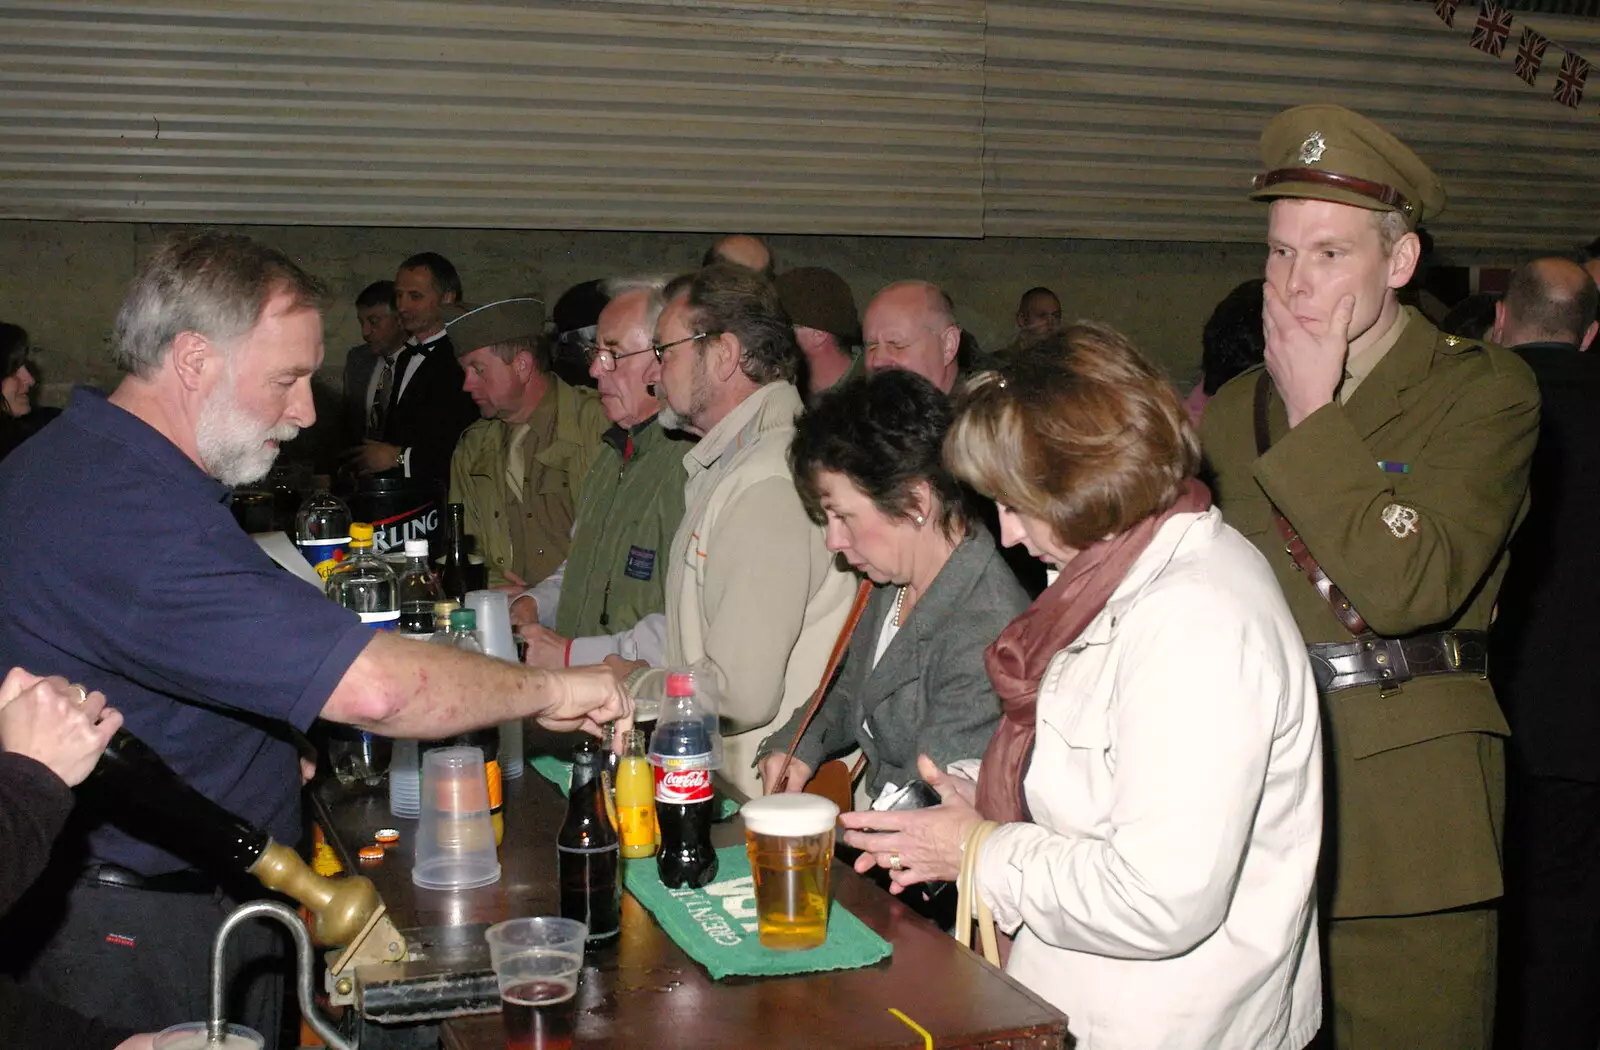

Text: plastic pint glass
xmin=741 ymin=794 xmax=839 ymax=951
xmin=485 ymin=917 xmax=587 ymax=1050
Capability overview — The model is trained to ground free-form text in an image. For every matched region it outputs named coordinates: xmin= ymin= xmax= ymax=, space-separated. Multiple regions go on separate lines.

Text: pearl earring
xmin=914 ymin=514 xmax=926 ymax=526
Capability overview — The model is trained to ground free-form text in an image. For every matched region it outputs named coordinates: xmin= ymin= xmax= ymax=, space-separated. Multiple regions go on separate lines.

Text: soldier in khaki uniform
xmin=447 ymin=298 xmax=609 ymax=590
xmin=1201 ymin=106 xmax=1540 ymax=1047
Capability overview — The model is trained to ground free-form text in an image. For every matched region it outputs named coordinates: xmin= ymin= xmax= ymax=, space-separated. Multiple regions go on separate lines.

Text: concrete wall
xmin=0 ymin=219 xmax=1278 ymax=405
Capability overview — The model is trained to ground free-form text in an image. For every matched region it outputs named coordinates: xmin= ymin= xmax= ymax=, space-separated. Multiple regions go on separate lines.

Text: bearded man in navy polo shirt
xmin=0 ymin=232 xmax=630 ymax=1046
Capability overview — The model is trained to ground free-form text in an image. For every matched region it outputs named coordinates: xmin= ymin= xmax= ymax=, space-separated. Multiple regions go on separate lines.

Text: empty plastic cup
xmin=413 ymin=746 xmax=501 ymax=890
xmin=742 ymin=794 xmax=839 ymax=951
xmin=485 ymin=917 xmax=587 ymax=1050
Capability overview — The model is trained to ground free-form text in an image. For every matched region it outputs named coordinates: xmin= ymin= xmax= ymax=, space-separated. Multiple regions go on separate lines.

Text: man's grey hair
xmin=602 ymin=275 xmax=673 ymax=336
xmin=1373 ymin=210 xmax=1410 ymax=258
xmin=113 ymin=231 xmax=326 ymax=378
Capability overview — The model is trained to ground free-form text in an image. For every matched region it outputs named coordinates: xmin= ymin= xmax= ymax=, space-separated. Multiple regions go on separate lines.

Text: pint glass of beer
xmin=484 ymin=917 xmax=587 ymax=1050
xmin=741 ymin=794 xmax=840 ymax=951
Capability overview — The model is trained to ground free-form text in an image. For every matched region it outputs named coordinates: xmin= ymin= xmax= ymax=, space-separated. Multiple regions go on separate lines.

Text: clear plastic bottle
xmin=294 ymin=476 xmax=352 ymax=582
xmin=325 ymin=522 xmax=399 ymax=630
xmin=397 ymin=538 xmax=442 ymax=637
xmin=434 ymin=607 xmax=484 ymax=654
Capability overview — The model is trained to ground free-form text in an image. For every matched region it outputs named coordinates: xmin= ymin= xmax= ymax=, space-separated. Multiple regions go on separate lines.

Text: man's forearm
xmin=324 ymin=633 xmax=566 ymax=737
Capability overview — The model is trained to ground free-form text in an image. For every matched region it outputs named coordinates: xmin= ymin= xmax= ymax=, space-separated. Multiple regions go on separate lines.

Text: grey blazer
xmin=761 ymin=524 xmax=1031 ymax=800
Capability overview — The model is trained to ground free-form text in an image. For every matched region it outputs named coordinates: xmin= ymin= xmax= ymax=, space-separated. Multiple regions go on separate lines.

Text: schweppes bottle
xmin=295 ymin=476 xmax=352 ymax=581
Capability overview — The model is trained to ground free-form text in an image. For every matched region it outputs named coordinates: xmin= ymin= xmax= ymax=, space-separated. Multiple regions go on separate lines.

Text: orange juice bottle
xmin=615 ymin=729 xmax=657 ymax=859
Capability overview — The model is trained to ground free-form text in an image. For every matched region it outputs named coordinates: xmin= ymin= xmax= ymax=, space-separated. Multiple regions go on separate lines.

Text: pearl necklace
xmin=891 ymin=585 xmax=907 ymax=627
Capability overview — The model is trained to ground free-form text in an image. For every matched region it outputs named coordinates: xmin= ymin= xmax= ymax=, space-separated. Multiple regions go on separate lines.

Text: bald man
xmin=1493 ymin=257 xmax=1599 ymax=353
xmin=862 ymin=280 xmax=961 ymax=394
xmin=703 ymin=235 xmax=774 ymax=279
xmin=1492 ymin=257 xmax=1600 ymax=1050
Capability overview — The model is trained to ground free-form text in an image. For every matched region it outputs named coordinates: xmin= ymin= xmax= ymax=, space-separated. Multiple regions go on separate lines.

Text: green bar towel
xmin=529 ymin=753 xmax=739 ymax=820
xmin=622 ymin=845 xmax=893 ymax=980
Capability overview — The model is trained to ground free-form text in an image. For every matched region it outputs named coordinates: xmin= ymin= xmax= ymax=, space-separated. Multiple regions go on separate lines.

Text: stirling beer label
xmin=655 ymin=765 xmax=713 ymax=805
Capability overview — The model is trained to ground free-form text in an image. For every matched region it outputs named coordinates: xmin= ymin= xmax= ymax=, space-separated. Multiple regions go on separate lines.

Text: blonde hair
xmin=946 ymin=323 xmax=1199 ymax=548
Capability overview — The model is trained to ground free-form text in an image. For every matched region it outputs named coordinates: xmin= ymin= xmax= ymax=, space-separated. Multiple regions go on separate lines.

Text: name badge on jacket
xmin=625 ymin=545 xmax=656 ymax=581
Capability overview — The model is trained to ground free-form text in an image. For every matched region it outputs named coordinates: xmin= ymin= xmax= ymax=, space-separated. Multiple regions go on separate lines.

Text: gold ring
xmin=888 ymin=851 xmax=902 ymax=871
xmin=72 ymin=685 xmax=88 ymax=706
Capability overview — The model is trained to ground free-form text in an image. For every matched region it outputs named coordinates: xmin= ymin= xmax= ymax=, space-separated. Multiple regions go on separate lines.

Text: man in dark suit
xmin=354 ymin=253 xmax=478 ymax=490
xmin=339 ymin=280 xmax=405 ymax=450
xmin=1489 ymin=257 xmax=1600 ymax=1050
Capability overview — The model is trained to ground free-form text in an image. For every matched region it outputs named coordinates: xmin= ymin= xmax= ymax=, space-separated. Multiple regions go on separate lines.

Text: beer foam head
xmin=741 ymin=794 xmax=839 ymax=837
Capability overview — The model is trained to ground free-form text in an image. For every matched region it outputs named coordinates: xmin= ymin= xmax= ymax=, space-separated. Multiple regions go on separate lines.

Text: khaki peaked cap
xmin=446 ymin=297 xmax=546 ymax=356
xmin=1249 ymin=104 xmax=1446 ymax=226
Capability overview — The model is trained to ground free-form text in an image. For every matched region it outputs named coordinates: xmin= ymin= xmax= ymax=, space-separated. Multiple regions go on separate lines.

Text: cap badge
xmin=1298 ymin=131 xmax=1327 ymax=165
xmin=1381 ymin=503 xmax=1419 ymax=539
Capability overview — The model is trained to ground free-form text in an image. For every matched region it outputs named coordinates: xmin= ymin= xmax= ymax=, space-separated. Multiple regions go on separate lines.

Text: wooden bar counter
xmin=312 ymin=739 xmax=1066 ymax=1050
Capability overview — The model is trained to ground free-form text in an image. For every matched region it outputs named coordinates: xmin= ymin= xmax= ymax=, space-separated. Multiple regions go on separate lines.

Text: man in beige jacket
xmin=615 ymin=264 xmax=854 ymax=796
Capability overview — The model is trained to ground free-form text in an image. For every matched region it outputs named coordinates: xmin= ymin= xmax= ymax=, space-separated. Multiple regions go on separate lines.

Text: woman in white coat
xmin=840 ymin=324 xmax=1324 ymax=1050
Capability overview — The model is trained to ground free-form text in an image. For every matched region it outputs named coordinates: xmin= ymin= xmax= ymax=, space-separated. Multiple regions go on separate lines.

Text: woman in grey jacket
xmin=757 ymin=369 xmax=1030 ymax=802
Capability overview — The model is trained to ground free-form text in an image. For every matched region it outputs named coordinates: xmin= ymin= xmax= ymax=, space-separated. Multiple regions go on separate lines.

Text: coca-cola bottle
xmin=649 ymin=670 xmax=720 ymax=888
xmin=558 ymin=738 xmax=620 ymax=940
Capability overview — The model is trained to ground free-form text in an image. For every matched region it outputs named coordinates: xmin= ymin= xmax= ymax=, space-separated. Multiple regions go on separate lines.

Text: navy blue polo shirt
xmin=0 ymin=388 xmax=371 ymax=874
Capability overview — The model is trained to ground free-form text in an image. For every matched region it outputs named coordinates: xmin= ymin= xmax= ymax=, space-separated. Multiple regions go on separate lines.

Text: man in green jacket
xmin=1201 ymin=105 xmax=1539 ymax=1048
xmin=447 ymin=298 xmax=609 ymax=591
xmin=518 ymin=278 xmax=691 ymax=667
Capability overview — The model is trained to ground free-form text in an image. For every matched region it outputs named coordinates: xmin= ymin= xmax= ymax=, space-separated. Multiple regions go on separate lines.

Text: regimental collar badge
xmin=1381 ymin=503 xmax=1419 ymax=539
xmin=1299 ymin=131 xmax=1327 ymax=165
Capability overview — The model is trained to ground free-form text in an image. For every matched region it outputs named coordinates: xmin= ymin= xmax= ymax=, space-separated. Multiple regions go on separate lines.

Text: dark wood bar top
xmin=312 ymin=735 xmax=1066 ymax=1050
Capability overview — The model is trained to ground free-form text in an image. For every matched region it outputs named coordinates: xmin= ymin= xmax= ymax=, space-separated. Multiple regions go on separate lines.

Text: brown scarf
xmin=975 ymin=479 xmax=1213 ymax=823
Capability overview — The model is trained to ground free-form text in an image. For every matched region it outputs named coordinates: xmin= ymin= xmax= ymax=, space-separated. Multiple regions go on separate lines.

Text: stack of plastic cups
xmin=466 ymin=589 xmax=525 ymax=780
xmin=388 ymin=739 xmax=421 ymax=818
xmin=414 ymin=746 xmax=502 ymax=890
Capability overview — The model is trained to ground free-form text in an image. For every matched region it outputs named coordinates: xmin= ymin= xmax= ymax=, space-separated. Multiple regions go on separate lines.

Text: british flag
xmin=1553 ymin=51 xmax=1589 ymax=108
xmin=1470 ymin=2 xmax=1512 ymax=56
xmin=1435 ymin=0 xmax=1460 ymax=27
xmin=1515 ymin=27 xmax=1550 ymax=86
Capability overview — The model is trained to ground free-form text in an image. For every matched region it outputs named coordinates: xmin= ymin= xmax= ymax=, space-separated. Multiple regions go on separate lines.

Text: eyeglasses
xmin=648 ymin=332 xmax=713 ymax=363
xmin=582 ymin=343 xmax=655 ymax=372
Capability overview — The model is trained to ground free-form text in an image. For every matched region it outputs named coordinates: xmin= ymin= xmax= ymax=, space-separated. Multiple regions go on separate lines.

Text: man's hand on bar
xmin=520 ymin=624 xmax=570 ymax=669
xmin=534 ymin=663 xmax=633 ymax=742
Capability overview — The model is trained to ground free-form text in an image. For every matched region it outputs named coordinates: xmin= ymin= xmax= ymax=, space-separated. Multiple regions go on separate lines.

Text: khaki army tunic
xmin=449 ymin=378 xmax=609 ymax=589
xmin=1201 ymin=307 xmax=1540 ymax=918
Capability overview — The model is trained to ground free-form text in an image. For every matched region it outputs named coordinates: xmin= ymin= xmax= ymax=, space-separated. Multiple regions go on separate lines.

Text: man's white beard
xmin=196 ymin=370 xmax=300 ymax=486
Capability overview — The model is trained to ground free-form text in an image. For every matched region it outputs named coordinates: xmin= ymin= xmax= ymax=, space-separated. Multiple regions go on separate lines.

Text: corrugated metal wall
xmin=0 ymin=1 xmax=1594 ymax=247
xmin=986 ymin=0 xmax=1600 ymax=249
xmin=0 ymin=1 xmax=987 ymax=235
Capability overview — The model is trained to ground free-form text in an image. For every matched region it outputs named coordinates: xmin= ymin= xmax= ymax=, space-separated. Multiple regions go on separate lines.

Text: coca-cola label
xmin=654 ymin=765 xmax=713 ymax=805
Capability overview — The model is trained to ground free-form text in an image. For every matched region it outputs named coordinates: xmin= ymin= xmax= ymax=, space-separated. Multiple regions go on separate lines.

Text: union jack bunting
xmin=1552 ymin=51 xmax=1589 ymax=108
xmin=1515 ymin=27 xmax=1550 ymax=85
xmin=1435 ymin=0 xmax=1460 ymax=27
xmin=1470 ymin=2 xmax=1512 ymax=57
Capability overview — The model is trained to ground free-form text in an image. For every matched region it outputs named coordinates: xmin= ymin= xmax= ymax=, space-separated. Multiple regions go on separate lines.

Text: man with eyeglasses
xmin=603 ymin=263 xmax=854 ymax=797
xmin=862 ymin=280 xmax=963 ymax=394
xmin=447 ymin=297 xmax=609 ymax=594
xmin=515 ymin=278 xmax=691 ymax=659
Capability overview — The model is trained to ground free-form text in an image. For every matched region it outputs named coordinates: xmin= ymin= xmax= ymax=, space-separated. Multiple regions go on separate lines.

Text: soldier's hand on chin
xmin=1263 ymin=285 xmax=1354 ymax=428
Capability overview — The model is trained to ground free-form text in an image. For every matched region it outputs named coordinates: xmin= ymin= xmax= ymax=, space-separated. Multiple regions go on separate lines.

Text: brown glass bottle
xmin=557 ymin=738 xmax=620 ymax=941
xmin=439 ymin=502 xmax=471 ymax=601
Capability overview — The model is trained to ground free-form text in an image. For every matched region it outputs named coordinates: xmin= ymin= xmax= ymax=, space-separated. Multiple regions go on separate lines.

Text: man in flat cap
xmin=1201 ymin=105 xmax=1540 ymax=1047
xmin=775 ymin=266 xmax=862 ymax=400
xmin=448 ymin=297 xmax=609 ymax=591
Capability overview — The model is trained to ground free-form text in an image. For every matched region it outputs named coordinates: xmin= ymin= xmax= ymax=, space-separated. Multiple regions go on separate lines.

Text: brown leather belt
xmin=1306 ymin=630 xmax=1488 ymax=694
